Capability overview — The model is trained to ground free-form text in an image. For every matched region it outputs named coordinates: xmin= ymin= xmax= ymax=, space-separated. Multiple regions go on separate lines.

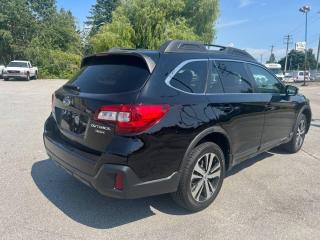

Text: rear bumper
xmin=43 ymin=134 xmax=180 ymax=199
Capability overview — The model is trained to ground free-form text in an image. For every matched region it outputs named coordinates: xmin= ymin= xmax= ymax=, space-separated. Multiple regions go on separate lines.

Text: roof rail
xmin=159 ymin=40 xmax=256 ymax=61
xmin=159 ymin=40 xmax=207 ymax=53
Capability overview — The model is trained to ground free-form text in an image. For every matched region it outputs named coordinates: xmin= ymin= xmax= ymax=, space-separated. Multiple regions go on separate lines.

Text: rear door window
xmin=170 ymin=60 xmax=207 ymax=94
xmin=68 ymin=55 xmax=150 ymax=94
xmin=215 ymin=61 xmax=253 ymax=93
xmin=206 ymin=61 xmax=224 ymax=93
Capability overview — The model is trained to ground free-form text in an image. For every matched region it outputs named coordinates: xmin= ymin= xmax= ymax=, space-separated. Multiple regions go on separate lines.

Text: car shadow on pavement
xmin=31 ymin=159 xmax=190 ymax=229
xmin=226 ymin=152 xmax=274 ymax=177
xmin=32 ymin=153 xmax=274 ymax=229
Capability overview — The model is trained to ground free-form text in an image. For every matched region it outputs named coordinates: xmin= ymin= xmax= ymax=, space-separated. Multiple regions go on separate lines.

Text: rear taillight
xmin=94 ymin=104 xmax=170 ymax=134
xmin=114 ymin=173 xmax=124 ymax=190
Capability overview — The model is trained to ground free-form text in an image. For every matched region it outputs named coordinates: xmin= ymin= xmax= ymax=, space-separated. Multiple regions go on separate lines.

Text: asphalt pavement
xmin=0 ymin=79 xmax=319 ymax=240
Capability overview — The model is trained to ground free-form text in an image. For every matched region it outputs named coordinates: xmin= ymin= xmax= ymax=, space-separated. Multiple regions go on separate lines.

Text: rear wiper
xmin=63 ymin=84 xmax=80 ymax=92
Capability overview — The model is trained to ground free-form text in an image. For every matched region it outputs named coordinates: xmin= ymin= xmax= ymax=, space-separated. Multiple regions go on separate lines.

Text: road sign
xmin=295 ymin=42 xmax=306 ymax=52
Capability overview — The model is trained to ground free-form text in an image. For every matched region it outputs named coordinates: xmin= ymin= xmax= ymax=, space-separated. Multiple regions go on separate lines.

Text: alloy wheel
xmin=190 ymin=153 xmax=221 ymax=202
xmin=296 ymin=118 xmax=306 ymax=148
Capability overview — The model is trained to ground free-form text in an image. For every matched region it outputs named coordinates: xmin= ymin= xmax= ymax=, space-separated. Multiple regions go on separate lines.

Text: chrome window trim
xmin=164 ymin=59 xmax=208 ymax=95
xmin=164 ymin=58 xmax=285 ymax=95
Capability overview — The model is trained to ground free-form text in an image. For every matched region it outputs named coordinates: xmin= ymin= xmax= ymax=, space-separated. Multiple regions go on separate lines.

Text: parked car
xmin=3 ymin=60 xmax=38 ymax=81
xmin=295 ymin=71 xmax=310 ymax=82
xmin=283 ymin=72 xmax=294 ymax=83
xmin=43 ymin=40 xmax=312 ymax=211
xmin=0 ymin=65 xmax=5 ymax=78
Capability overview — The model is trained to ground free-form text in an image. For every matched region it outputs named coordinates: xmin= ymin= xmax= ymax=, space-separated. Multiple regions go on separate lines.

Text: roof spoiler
xmin=81 ymin=51 xmax=156 ymax=73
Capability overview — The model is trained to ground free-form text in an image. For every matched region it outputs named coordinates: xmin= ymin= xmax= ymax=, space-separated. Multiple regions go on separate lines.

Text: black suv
xmin=44 ymin=40 xmax=312 ymax=211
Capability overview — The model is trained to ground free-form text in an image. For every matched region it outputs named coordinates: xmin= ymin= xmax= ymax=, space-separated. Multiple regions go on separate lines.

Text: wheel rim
xmin=190 ymin=153 xmax=221 ymax=202
xmin=296 ymin=118 xmax=306 ymax=148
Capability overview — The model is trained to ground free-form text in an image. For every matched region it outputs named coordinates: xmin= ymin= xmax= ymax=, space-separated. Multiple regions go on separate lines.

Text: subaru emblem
xmin=74 ymin=115 xmax=80 ymax=125
xmin=63 ymin=96 xmax=72 ymax=107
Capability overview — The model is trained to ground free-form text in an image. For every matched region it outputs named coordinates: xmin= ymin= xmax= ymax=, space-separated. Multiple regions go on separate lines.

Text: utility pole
xmin=270 ymin=45 xmax=274 ymax=55
xmin=316 ymin=35 xmax=320 ymax=71
xmin=283 ymin=35 xmax=293 ymax=73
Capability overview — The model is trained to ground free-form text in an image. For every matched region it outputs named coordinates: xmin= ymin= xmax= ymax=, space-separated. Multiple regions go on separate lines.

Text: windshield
xmin=8 ymin=62 xmax=28 ymax=68
xmin=68 ymin=55 xmax=150 ymax=94
xmin=269 ymin=68 xmax=283 ymax=75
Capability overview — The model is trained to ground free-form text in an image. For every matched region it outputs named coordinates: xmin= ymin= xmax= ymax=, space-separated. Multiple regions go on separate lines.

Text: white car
xmin=3 ymin=60 xmax=38 ymax=81
xmin=0 ymin=65 xmax=5 ymax=78
xmin=295 ymin=71 xmax=310 ymax=82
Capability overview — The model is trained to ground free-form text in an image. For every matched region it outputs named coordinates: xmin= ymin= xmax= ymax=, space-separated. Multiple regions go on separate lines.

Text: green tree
xmin=0 ymin=0 xmax=82 ymax=78
xmin=182 ymin=0 xmax=219 ymax=43
xmin=86 ymin=0 xmax=120 ymax=35
xmin=278 ymin=49 xmax=317 ymax=70
xmin=26 ymin=8 xmax=82 ymax=78
xmin=90 ymin=13 xmax=135 ymax=52
xmin=90 ymin=0 xmax=219 ymax=51
xmin=0 ymin=0 xmax=36 ymax=63
xmin=27 ymin=0 xmax=56 ymax=20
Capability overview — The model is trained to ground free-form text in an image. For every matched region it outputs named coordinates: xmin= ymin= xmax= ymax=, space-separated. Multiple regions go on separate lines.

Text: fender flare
xmin=179 ymin=126 xmax=233 ymax=171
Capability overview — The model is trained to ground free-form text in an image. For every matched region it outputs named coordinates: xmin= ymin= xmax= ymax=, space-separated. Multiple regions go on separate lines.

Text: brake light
xmin=114 ymin=173 xmax=124 ymax=190
xmin=94 ymin=104 xmax=170 ymax=134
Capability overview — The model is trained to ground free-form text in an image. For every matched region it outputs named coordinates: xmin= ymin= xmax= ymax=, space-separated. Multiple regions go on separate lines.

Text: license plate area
xmin=60 ymin=109 xmax=88 ymax=135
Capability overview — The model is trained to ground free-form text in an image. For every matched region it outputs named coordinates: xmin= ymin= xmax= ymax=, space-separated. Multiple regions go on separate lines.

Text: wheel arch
xmin=180 ymin=126 xmax=233 ymax=171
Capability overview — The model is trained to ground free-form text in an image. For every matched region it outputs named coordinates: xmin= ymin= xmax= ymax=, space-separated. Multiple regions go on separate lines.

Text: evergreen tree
xmin=86 ymin=0 xmax=120 ymax=35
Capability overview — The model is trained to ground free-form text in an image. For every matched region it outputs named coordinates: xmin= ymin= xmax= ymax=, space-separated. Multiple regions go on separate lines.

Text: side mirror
xmin=286 ymin=85 xmax=298 ymax=96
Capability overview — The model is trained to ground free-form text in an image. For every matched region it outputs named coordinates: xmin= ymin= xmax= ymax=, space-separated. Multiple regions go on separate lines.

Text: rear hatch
xmin=52 ymin=53 xmax=155 ymax=153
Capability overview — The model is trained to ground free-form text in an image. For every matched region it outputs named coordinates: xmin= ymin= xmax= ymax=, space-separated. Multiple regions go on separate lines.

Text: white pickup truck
xmin=3 ymin=60 xmax=38 ymax=81
xmin=0 ymin=65 xmax=5 ymax=78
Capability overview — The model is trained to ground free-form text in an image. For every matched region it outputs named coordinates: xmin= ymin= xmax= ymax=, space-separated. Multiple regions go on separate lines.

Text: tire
xmin=34 ymin=72 xmax=38 ymax=80
xmin=26 ymin=73 xmax=30 ymax=81
xmin=3 ymin=77 xmax=8 ymax=81
xmin=172 ymin=142 xmax=225 ymax=212
xmin=281 ymin=114 xmax=307 ymax=153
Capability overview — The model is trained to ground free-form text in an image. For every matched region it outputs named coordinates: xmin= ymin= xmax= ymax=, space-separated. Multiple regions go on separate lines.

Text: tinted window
xmin=68 ymin=55 xmax=150 ymax=94
xmin=170 ymin=61 xmax=207 ymax=93
xmin=247 ymin=64 xmax=285 ymax=93
xmin=215 ymin=61 xmax=253 ymax=93
xmin=206 ymin=61 xmax=223 ymax=93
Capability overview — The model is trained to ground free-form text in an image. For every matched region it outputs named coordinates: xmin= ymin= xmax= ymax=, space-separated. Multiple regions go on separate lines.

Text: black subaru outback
xmin=44 ymin=40 xmax=312 ymax=211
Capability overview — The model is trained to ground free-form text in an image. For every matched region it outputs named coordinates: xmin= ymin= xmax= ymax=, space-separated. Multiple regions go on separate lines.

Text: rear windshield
xmin=8 ymin=62 xmax=28 ymax=68
xmin=68 ymin=55 xmax=150 ymax=94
